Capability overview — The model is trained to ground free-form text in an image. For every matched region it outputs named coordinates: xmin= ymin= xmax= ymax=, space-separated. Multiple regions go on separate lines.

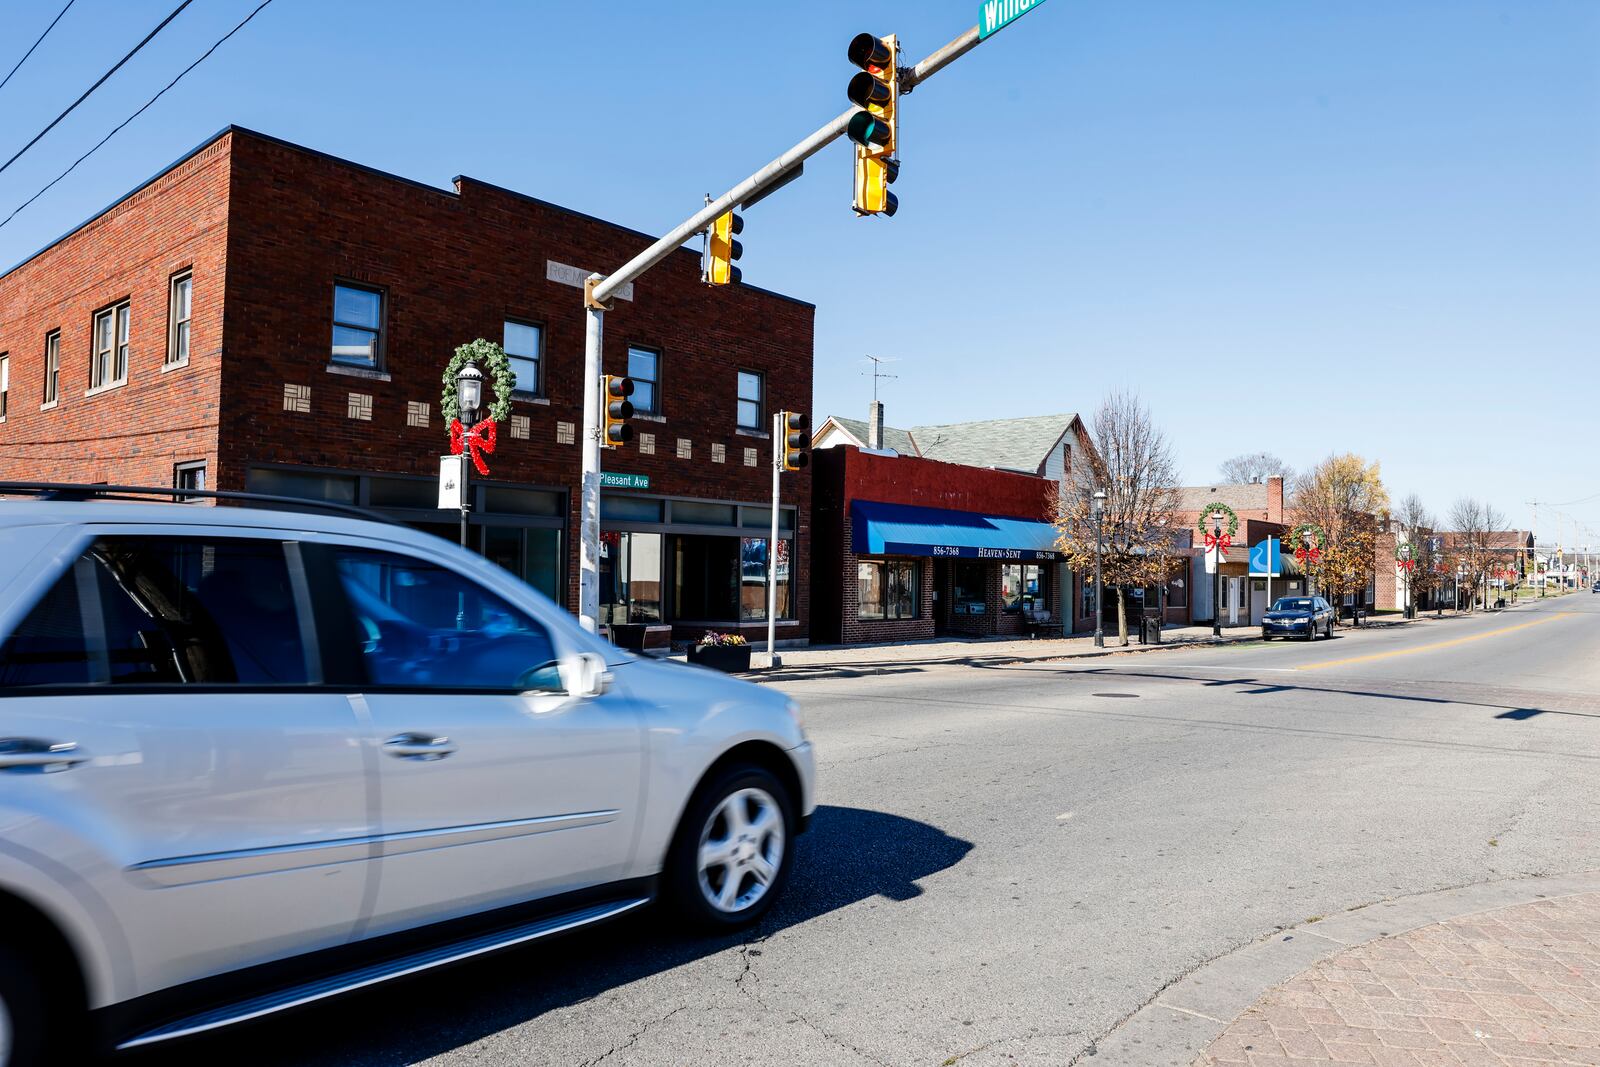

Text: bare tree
xmin=1393 ymin=493 xmax=1436 ymax=617
xmin=1218 ymin=451 xmax=1295 ymax=488
xmin=1054 ymin=392 xmax=1181 ymax=646
xmin=1446 ymin=498 xmax=1510 ymax=611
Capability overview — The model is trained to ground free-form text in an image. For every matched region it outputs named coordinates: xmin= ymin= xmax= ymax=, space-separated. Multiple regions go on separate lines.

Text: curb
xmin=1088 ymin=868 xmax=1600 ymax=1067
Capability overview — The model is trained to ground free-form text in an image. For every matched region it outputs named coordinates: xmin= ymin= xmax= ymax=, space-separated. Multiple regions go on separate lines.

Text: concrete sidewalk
xmin=661 ymin=609 xmax=1483 ymax=682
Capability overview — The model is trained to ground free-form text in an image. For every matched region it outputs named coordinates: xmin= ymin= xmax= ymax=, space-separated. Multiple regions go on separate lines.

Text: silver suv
xmin=0 ymin=493 xmax=813 ymax=1065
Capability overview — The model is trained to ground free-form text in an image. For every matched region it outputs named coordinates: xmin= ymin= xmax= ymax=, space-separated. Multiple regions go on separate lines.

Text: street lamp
xmin=455 ymin=363 xmax=484 ymax=548
xmin=1212 ymin=515 xmax=1223 ymax=638
xmin=1092 ymin=489 xmax=1106 ymax=648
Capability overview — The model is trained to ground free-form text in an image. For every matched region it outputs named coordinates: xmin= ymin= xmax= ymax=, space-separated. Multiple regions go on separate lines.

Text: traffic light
xmin=703 ymin=209 xmax=743 ymax=285
xmin=780 ymin=411 xmax=809 ymax=472
xmin=602 ymin=375 xmax=634 ymax=448
xmin=846 ymin=32 xmax=899 ymax=217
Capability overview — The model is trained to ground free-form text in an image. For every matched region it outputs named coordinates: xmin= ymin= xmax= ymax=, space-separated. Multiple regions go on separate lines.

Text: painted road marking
xmin=1297 ymin=613 xmax=1574 ymax=672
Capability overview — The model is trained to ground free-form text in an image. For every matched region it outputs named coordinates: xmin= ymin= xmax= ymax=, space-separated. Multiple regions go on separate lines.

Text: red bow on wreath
xmin=1295 ymin=545 xmax=1321 ymax=565
xmin=1202 ymin=532 xmax=1232 ymax=553
xmin=1398 ymin=559 xmax=1415 ymax=572
xmin=450 ymin=417 xmax=497 ymax=476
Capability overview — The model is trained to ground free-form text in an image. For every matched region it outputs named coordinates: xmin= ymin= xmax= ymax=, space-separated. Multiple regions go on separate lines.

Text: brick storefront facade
xmin=813 ymin=446 xmax=1067 ymax=645
xmin=0 ymin=127 xmax=814 ymax=641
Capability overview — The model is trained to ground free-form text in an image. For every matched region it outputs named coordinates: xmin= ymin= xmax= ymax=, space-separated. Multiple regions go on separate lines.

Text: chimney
xmin=1267 ymin=475 xmax=1284 ymax=524
xmin=868 ymin=400 xmax=884 ymax=450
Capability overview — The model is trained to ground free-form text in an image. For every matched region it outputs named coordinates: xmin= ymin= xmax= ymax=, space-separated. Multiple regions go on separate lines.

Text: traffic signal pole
xmin=575 ymin=22 xmax=985 ymax=632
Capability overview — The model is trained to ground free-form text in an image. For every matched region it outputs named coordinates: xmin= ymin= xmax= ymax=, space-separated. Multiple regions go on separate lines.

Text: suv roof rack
xmin=0 ymin=481 xmax=398 ymax=526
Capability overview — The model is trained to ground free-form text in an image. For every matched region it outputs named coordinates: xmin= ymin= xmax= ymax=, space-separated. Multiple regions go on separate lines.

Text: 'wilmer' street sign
xmin=978 ymin=0 xmax=1049 ymax=39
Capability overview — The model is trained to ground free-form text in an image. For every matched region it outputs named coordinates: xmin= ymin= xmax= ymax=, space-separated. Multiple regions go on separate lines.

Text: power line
xmin=0 ymin=0 xmax=278 ymax=232
xmin=0 ymin=0 xmax=77 ymax=95
xmin=0 ymin=0 xmax=194 ymax=179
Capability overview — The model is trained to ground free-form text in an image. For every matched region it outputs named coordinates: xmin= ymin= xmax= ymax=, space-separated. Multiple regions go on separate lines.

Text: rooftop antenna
xmin=862 ymin=354 xmax=899 ymax=402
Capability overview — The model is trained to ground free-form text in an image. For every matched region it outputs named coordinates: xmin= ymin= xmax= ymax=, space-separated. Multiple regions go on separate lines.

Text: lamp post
xmin=1212 ymin=515 xmax=1223 ymax=638
xmin=455 ymin=363 xmax=484 ymax=549
xmin=1092 ymin=489 xmax=1106 ymax=648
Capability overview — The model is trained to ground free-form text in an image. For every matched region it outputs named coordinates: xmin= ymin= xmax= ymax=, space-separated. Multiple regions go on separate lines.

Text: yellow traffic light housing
xmin=703 ymin=210 xmax=744 ymax=285
xmin=602 ymin=375 xmax=634 ymax=448
xmin=781 ymin=411 xmax=810 ymax=472
xmin=847 ymin=32 xmax=899 ymax=217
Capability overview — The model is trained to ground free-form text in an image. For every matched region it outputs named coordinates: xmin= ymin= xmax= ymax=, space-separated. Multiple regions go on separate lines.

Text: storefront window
xmin=953 ymin=560 xmax=987 ymax=616
xmin=1166 ymin=573 xmax=1188 ymax=608
xmin=859 ymin=560 xmax=917 ymax=620
xmin=739 ymin=537 xmax=793 ymax=620
xmin=600 ymin=531 xmax=662 ymax=626
xmin=485 ymin=526 xmax=563 ymax=605
xmin=1081 ymin=575 xmax=1097 ymax=618
xmin=1001 ymin=564 xmax=1045 ymax=613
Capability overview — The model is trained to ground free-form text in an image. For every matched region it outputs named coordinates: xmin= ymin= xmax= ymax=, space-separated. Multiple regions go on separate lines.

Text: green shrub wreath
xmin=440 ymin=338 xmax=515 ymax=426
xmin=1289 ymin=522 xmax=1327 ymax=555
xmin=1195 ymin=501 xmax=1240 ymax=539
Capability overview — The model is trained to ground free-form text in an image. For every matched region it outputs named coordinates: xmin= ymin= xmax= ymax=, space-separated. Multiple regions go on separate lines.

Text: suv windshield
xmin=1271 ymin=598 xmax=1314 ymax=612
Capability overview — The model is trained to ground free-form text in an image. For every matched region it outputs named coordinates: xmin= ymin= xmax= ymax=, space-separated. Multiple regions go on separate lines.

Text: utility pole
xmin=572 ymin=22 xmax=992 ymax=631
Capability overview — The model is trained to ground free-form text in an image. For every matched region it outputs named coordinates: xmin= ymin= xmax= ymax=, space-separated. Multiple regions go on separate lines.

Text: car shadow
xmin=130 ymin=805 xmax=973 ymax=1066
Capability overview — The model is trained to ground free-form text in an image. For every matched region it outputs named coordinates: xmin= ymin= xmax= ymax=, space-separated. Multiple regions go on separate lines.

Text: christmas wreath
xmin=1395 ymin=541 xmax=1416 ymax=571
xmin=1196 ymin=501 xmax=1240 ymax=553
xmin=441 ymin=338 xmax=515 ymax=475
xmin=1289 ymin=522 xmax=1327 ymax=565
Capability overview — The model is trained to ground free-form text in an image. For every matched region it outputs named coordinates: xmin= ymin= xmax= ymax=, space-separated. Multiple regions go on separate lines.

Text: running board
xmin=118 ymin=896 xmax=650 ymax=1050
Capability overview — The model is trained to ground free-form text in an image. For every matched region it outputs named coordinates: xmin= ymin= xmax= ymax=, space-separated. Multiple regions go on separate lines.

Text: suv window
xmin=333 ymin=549 xmax=560 ymax=691
xmin=0 ymin=538 xmax=310 ymax=687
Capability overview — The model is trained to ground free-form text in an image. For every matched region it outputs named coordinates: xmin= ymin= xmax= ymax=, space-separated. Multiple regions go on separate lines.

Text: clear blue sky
xmin=2 ymin=1 xmax=1596 ymax=540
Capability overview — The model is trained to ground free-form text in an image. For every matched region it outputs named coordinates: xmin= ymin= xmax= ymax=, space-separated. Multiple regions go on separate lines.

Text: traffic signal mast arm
xmin=586 ymin=25 xmax=981 ymax=307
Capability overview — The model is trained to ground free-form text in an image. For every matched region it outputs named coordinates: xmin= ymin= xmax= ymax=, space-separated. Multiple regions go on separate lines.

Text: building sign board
xmin=897 ymin=543 xmax=1059 ymax=561
xmin=437 ymin=454 xmax=466 ymax=509
xmin=1248 ymin=537 xmax=1281 ymax=577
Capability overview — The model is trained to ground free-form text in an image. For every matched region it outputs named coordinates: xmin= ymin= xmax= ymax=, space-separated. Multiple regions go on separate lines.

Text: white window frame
xmin=0 ymin=353 xmax=9 ymax=420
xmin=167 ymin=271 xmax=192 ymax=366
xmin=330 ymin=282 xmax=384 ymax=369
xmin=42 ymin=330 xmax=59 ymax=406
xmin=91 ymin=301 xmax=130 ymax=391
xmin=173 ymin=460 xmax=207 ymax=502
xmin=503 ymin=319 xmax=543 ymax=397
xmin=627 ymin=345 xmax=661 ymax=414
xmin=737 ymin=369 xmax=764 ymax=430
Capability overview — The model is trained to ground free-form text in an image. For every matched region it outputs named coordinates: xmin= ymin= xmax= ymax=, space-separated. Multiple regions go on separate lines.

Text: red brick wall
xmin=0 ymin=137 xmax=231 ymax=487
xmin=217 ymin=131 xmax=813 ymax=631
xmin=837 ymin=446 xmax=1057 ymax=517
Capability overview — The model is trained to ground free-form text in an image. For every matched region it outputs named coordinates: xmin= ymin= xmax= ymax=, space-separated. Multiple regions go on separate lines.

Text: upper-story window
xmin=167 ymin=272 xmax=192 ymax=365
xmin=331 ymin=283 xmax=383 ymax=368
xmin=503 ymin=320 xmax=542 ymax=396
xmin=628 ymin=346 xmax=660 ymax=414
xmin=0 ymin=353 xmax=9 ymax=419
xmin=737 ymin=370 xmax=764 ymax=430
xmin=91 ymin=301 xmax=130 ymax=390
xmin=42 ymin=331 xmax=59 ymax=405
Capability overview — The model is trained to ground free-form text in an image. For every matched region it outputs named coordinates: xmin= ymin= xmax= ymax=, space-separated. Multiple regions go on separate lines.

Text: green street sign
xmin=600 ymin=472 xmax=650 ymax=489
xmin=978 ymin=0 xmax=1048 ymax=39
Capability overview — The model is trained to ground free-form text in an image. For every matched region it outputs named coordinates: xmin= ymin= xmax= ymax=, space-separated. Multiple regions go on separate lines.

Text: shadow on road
xmin=130 ymin=805 xmax=973 ymax=1066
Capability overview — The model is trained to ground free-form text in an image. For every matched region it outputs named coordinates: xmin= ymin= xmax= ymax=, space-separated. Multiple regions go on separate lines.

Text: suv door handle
xmin=0 ymin=738 xmax=89 ymax=771
xmin=384 ymin=733 xmax=457 ymax=761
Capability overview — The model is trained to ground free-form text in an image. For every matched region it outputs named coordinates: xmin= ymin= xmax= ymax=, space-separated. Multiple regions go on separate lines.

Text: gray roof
xmin=1176 ymin=483 xmax=1273 ymax=517
xmin=909 ymin=414 xmax=1079 ymax=474
xmin=827 ymin=416 xmax=919 ymax=456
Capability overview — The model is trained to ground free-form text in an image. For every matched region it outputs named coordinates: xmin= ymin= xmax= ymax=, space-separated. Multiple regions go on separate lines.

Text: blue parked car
xmin=1262 ymin=596 xmax=1335 ymax=640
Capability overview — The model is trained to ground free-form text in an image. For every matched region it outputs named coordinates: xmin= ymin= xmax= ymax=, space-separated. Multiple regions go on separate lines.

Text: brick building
xmin=0 ymin=127 xmax=814 ymax=642
xmin=1177 ymin=477 xmax=1301 ymax=625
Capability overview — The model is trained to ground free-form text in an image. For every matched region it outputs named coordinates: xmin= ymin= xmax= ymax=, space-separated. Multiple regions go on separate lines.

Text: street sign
xmin=437 ymin=454 xmax=466 ymax=509
xmin=1249 ymin=537 xmax=1281 ymax=577
xmin=600 ymin=472 xmax=649 ymax=489
xmin=978 ymin=0 xmax=1050 ymax=39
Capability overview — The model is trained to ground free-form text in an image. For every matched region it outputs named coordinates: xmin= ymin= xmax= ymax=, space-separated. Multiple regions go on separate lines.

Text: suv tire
xmin=666 ymin=765 xmax=795 ymax=931
xmin=0 ymin=944 xmax=47 ymax=1067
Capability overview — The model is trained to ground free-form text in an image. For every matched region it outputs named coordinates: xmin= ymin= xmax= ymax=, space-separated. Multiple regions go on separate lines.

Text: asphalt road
xmin=146 ymin=594 xmax=1600 ymax=1067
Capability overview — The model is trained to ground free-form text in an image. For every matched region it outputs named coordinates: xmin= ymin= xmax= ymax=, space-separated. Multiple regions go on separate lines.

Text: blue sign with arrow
xmin=1249 ymin=537 xmax=1281 ymax=577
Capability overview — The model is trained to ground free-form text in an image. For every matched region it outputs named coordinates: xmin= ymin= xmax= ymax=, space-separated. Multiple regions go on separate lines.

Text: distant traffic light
xmin=780 ymin=411 xmax=810 ymax=472
xmin=846 ymin=32 xmax=899 ymax=217
xmin=602 ymin=375 xmax=634 ymax=447
xmin=703 ymin=209 xmax=743 ymax=285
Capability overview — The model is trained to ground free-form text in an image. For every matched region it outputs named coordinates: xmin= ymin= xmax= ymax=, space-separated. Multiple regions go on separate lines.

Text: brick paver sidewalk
xmin=1196 ymin=893 xmax=1600 ymax=1067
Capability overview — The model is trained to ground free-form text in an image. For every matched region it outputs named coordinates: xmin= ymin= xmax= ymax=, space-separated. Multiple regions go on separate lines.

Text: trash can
xmin=1142 ymin=615 xmax=1163 ymax=644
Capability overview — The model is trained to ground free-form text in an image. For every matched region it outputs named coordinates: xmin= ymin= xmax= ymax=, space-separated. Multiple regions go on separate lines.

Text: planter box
xmin=687 ymin=643 xmax=752 ymax=673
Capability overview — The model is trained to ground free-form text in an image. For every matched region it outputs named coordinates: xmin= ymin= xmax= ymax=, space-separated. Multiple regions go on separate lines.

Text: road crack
xmin=577 ymin=1005 xmax=687 ymax=1067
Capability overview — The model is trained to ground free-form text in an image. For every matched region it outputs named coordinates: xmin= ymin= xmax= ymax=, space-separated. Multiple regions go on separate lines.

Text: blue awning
xmin=851 ymin=500 xmax=1061 ymax=561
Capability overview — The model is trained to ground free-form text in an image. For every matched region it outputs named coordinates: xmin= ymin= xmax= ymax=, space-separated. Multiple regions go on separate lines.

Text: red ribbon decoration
xmin=450 ymin=417 xmax=497 ymax=476
xmin=1398 ymin=559 xmax=1415 ymax=572
xmin=1294 ymin=545 xmax=1321 ymax=565
xmin=1202 ymin=532 xmax=1232 ymax=554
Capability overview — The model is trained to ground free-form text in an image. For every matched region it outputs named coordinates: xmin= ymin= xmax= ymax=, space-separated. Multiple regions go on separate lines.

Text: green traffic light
xmin=847 ymin=110 xmax=890 ymax=149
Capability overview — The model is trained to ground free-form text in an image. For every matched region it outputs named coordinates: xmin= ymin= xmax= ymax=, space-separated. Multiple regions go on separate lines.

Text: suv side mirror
xmin=560 ymin=652 xmax=613 ymax=699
